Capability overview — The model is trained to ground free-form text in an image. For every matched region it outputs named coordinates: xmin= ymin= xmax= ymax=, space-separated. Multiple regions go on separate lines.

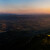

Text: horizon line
xmin=0 ymin=13 xmax=50 ymax=15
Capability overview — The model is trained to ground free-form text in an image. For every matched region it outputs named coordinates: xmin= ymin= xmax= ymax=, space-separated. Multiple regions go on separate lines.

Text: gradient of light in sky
xmin=0 ymin=0 xmax=50 ymax=14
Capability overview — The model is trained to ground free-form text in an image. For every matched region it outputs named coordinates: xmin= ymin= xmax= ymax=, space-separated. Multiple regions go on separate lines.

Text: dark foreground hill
xmin=0 ymin=30 xmax=50 ymax=50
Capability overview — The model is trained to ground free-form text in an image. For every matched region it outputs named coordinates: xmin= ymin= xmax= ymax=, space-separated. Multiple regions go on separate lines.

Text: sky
xmin=0 ymin=0 xmax=50 ymax=14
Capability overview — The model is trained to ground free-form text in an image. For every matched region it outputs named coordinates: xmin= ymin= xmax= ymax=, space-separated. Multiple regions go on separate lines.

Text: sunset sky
xmin=0 ymin=0 xmax=50 ymax=14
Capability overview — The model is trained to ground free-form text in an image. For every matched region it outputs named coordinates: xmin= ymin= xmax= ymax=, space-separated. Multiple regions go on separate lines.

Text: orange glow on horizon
xmin=0 ymin=8 xmax=50 ymax=14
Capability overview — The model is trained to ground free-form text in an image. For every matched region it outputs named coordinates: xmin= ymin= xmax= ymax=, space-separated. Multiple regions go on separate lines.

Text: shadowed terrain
xmin=0 ymin=14 xmax=50 ymax=50
xmin=0 ymin=30 xmax=50 ymax=50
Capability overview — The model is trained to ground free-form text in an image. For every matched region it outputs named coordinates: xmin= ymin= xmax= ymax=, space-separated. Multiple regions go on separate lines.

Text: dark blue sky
xmin=0 ymin=0 xmax=50 ymax=14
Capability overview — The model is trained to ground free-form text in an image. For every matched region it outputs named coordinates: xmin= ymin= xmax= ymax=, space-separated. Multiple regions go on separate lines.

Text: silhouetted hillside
xmin=0 ymin=30 xmax=50 ymax=50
